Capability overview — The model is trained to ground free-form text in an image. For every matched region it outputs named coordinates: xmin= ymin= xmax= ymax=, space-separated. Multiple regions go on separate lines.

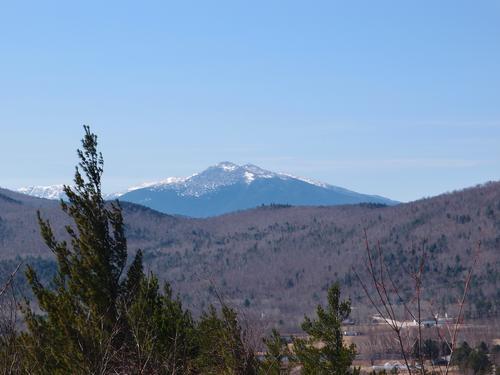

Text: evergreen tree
xmin=124 ymin=273 xmax=198 ymax=374
xmin=260 ymin=328 xmax=291 ymax=375
xmin=424 ymin=339 xmax=440 ymax=360
xmin=122 ymin=249 xmax=144 ymax=303
xmin=21 ymin=126 xmax=140 ymax=374
xmin=195 ymin=304 xmax=258 ymax=375
xmin=453 ymin=341 xmax=472 ymax=371
xmin=453 ymin=342 xmax=492 ymax=375
xmin=468 ymin=349 xmax=492 ymax=375
xmin=293 ymin=283 xmax=359 ymax=375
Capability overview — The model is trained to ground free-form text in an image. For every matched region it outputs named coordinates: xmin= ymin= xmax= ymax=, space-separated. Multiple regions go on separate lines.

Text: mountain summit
xmin=116 ymin=162 xmax=327 ymax=198
xmin=116 ymin=162 xmax=397 ymax=217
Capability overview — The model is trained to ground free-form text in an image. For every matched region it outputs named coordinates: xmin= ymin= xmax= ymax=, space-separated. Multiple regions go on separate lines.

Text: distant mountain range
xmin=17 ymin=184 xmax=66 ymax=200
xmin=16 ymin=162 xmax=397 ymax=217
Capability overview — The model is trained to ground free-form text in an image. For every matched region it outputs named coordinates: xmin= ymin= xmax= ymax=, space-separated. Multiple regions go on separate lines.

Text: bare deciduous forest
xmin=1 ymin=180 xmax=499 ymax=329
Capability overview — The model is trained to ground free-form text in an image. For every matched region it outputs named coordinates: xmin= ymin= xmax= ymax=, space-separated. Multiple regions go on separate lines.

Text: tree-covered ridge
xmin=0 ymin=178 xmax=499 ymax=328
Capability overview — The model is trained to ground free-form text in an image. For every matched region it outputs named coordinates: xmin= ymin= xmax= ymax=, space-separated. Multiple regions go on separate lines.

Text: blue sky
xmin=1 ymin=1 xmax=499 ymax=202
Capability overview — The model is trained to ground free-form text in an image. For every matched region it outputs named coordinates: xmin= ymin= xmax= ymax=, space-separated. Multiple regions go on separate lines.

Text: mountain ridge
xmin=15 ymin=162 xmax=398 ymax=217
xmin=116 ymin=162 xmax=398 ymax=216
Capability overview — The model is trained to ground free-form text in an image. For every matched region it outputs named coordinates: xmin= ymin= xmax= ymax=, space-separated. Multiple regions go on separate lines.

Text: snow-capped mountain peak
xmin=17 ymin=185 xmax=67 ymax=200
xmin=94 ymin=162 xmax=288 ymax=200
xmin=216 ymin=161 xmax=238 ymax=172
xmin=116 ymin=162 xmax=397 ymax=216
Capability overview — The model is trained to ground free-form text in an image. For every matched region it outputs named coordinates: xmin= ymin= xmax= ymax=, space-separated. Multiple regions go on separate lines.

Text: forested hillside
xmin=1 ymin=181 xmax=499 ymax=329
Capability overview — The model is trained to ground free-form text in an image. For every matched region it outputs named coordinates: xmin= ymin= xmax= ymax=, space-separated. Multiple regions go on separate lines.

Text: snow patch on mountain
xmin=135 ymin=162 xmax=294 ymax=197
xmin=280 ymin=173 xmax=330 ymax=188
xmin=244 ymin=172 xmax=255 ymax=183
xmin=120 ymin=162 xmax=342 ymax=198
xmin=108 ymin=177 xmax=189 ymax=199
xmin=218 ymin=162 xmax=238 ymax=172
xmin=17 ymin=185 xmax=67 ymax=200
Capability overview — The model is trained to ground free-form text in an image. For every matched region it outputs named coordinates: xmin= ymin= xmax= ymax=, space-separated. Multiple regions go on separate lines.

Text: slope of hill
xmin=1 ymin=182 xmax=499 ymax=329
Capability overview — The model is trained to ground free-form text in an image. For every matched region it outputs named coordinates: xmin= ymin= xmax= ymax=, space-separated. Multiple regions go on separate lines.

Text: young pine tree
xmin=293 ymin=283 xmax=359 ymax=375
xmin=260 ymin=328 xmax=291 ymax=375
xmin=21 ymin=126 xmax=142 ymax=374
xmin=195 ymin=304 xmax=259 ymax=375
xmin=123 ymin=271 xmax=198 ymax=374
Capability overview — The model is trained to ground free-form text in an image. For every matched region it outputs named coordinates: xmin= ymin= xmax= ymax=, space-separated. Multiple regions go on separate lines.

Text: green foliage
xmin=412 ymin=339 xmax=440 ymax=360
xmin=123 ymin=249 xmax=144 ymax=302
xmin=21 ymin=126 xmax=129 ymax=374
xmin=453 ymin=342 xmax=492 ymax=375
xmin=468 ymin=350 xmax=492 ymax=375
xmin=124 ymin=272 xmax=198 ymax=373
xmin=195 ymin=304 xmax=258 ymax=375
xmin=293 ymin=282 xmax=359 ymax=375
xmin=453 ymin=341 xmax=472 ymax=366
xmin=260 ymin=329 xmax=291 ymax=375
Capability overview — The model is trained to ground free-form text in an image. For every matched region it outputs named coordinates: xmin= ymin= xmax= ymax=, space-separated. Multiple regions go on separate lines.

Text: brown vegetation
xmin=0 ymin=181 xmax=499 ymax=328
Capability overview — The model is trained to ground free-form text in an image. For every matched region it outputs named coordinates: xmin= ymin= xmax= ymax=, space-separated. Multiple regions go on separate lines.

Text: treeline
xmin=0 ymin=127 xmax=358 ymax=374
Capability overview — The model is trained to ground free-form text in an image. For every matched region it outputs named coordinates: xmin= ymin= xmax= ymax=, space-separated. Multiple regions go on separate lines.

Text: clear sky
xmin=1 ymin=1 xmax=499 ymax=202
